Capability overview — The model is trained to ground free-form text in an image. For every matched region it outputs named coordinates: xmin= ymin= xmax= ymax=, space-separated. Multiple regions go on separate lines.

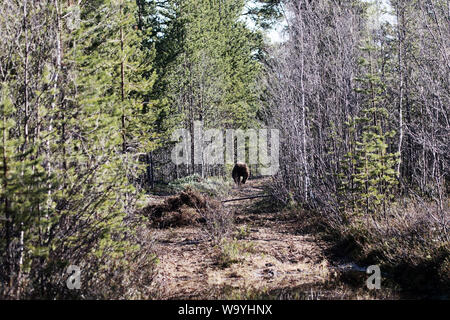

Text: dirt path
xmin=150 ymin=178 xmax=377 ymax=299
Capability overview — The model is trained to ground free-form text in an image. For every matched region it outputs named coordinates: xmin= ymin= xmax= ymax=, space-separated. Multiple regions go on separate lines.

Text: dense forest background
xmin=0 ymin=0 xmax=448 ymax=299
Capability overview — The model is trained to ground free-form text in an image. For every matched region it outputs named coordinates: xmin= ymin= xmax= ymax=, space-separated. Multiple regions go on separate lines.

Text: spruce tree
xmin=0 ymin=83 xmax=49 ymax=296
xmin=342 ymin=41 xmax=399 ymax=218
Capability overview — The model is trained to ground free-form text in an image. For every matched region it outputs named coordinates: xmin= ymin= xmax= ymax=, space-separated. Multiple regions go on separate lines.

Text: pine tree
xmin=342 ymin=40 xmax=399 ymax=218
xmin=0 ymin=83 xmax=50 ymax=297
xmin=9 ymin=0 xmax=161 ymax=297
xmin=150 ymin=0 xmax=263 ymax=177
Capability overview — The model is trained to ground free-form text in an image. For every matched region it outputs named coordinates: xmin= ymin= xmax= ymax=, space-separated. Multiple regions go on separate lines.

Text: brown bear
xmin=232 ymin=162 xmax=249 ymax=187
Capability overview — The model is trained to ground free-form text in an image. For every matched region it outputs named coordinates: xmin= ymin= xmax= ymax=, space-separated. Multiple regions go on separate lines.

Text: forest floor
xmin=149 ymin=178 xmax=399 ymax=300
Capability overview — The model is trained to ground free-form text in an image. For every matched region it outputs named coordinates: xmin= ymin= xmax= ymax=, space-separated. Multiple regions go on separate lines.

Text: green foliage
xmin=161 ymin=174 xmax=233 ymax=197
xmin=216 ymin=239 xmax=255 ymax=269
xmin=72 ymin=0 xmax=159 ymax=153
xmin=235 ymin=224 xmax=251 ymax=240
xmin=0 ymin=1 xmax=163 ymax=298
xmin=153 ymin=0 xmax=263 ymax=131
xmin=340 ymin=41 xmax=399 ymax=217
xmin=245 ymin=0 xmax=283 ymax=30
xmin=0 ymin=83 xmax=51 ymax=285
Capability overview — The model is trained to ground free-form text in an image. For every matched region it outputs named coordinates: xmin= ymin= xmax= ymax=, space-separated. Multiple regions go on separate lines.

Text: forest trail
xmin=150 ymin=178 xmax=372 ymax=299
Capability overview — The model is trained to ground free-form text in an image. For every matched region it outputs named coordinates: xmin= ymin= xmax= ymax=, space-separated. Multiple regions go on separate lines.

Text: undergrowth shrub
xmin=215 ymin=239 xmax=255 ymax=269
xmin=157 ymin=174 xmax=233 ymax=197
xmin=323 ymin=198 xmax=449 ymax=293
xmin=201 ymin=200 xmax=234 ymax=245
xmin=2 ymin=214 xmax=160 ymax=300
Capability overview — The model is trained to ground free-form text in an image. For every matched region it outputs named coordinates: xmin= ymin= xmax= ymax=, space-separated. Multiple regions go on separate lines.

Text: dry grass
xmin=141 ymin=187 xmax=234 ymax=244
xmin=138 ymin=178 xmax=447 ymax=300
xmin=147 ymin=178 xmax=401 ymax=300
xmin=141 ymin=188 xmax=213 ymax=228
xmin=318 ymin=197 xmax=450 ymax=296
